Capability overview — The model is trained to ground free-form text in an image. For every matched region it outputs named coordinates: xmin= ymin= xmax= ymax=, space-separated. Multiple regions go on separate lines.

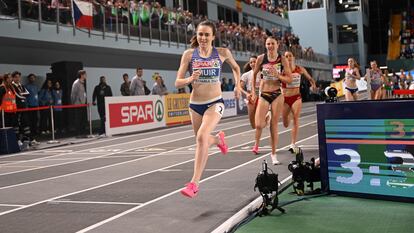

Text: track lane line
xmin=1 ymin=108 xmax=314 ymax=161
xmin=3 ymin=115 xmax=251 ymax=158
xmin=0 ymin=114 xmax=316 ymax=190
xmin=76 ymin=134 xmax=319 ymax=233
xmin=0 ymin=116 xmax=268 ymax=176
xmin=0 ymin=120 xmax=317 ymax=217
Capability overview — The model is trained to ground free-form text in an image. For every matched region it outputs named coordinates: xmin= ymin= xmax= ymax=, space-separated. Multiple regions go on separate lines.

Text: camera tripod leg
xmin=271 ymin=196 xmax=285 ymax=213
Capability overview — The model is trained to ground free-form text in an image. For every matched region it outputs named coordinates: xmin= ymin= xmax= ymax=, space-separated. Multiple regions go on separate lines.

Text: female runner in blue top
xmin=175 ymin=20 xmax=241 ymax=198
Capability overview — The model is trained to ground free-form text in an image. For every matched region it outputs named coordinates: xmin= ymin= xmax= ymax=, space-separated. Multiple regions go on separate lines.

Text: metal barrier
xmin=0 ymin=103 xmax=93 ymax=145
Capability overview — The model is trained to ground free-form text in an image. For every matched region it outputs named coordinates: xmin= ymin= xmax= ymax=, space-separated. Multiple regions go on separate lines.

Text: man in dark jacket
xmin=120 ymin=73 xmax=130 ymax=96
xmin=92 ymin=76 xmax=113 ymax=135
xmin=11 ymin=71 xmax=33 ymax=146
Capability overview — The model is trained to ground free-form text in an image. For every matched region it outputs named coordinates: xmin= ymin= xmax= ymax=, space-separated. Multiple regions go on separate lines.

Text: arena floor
xmin=0 ymin=102 xmax=320 ymax=233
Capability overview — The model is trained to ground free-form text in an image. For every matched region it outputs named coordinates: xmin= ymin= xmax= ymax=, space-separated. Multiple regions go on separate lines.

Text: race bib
xmin=286 ymin=73 xmax=301 ymax=88
xmin=214 ymin=103 xmax=225 ymax=117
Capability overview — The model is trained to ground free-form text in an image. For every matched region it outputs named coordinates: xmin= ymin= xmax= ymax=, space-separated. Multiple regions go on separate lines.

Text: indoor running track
xmin=0 ymin=102 xmax=320 ymax=233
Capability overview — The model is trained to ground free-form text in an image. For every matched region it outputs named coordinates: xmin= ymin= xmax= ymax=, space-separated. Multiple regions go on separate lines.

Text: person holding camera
xmin=250 ymin=36 xmax=292 ymax=165
xmin=282 ymin=51 xmax=316 ymax=152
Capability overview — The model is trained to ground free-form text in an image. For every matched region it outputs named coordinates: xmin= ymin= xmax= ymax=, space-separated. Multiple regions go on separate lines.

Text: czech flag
xmin=73 ymin=0 xmax=93 ymax=29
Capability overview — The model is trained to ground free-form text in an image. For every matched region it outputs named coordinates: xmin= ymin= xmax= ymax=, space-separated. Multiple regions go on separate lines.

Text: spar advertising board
xmin=105 ymin=96 xmax=165 ymax=136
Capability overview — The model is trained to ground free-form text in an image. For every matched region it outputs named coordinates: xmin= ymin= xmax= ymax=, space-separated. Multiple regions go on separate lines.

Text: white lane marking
xmin=0 ymin=120 xmax=317 ymax=217
xmin=1 ymin=115 xmax=252 ymax=158
xmin=240 ymin=146 xmax=272 ymax=150
xmin=133 ymin=148 xmax=166 ymax=152
xmin=0 ymin=161 xmax=28 ymax=164
xmin=87 ymin=149 xmax=123 ymax=153
xmin=0 ymin=113 xmax=316 ymax=177
xmin=205 ymin=169 xmax=227 ymax=172
xmin=0 ymin=203 xmax=24 ymax=207
xmin=0 ymin=116 xmax=316 ymax=191
xmin=0 ymin=116 xmax=310 ymax=189
xmin=76 ymin=134 xmax=318 ymax=233
xmin=36 ymin=158 xmax=83 ymax=161
xmin=0 ymin=111 xmax=277 ymax=164
xmin=0 ymin=116 xmax=269 ymax=176
xmin=159 ymin=169 xmax=183 ymax=172
xmin=1 ymin=108 xmax=315 ymax=160
xmin=47 ymin=200 xmax=142 ymax=206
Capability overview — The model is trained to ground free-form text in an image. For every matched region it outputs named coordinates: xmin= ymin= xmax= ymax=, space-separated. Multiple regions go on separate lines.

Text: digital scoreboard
xmin=317 ymin=100 xmax=414 ymax=202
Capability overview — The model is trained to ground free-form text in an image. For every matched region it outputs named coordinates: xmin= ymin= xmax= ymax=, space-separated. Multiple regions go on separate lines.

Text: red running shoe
xmin=217 ymin=131 xmax=228 ymax=155
xmin=181 ymin=182 xmax=199 ymax=198
xmin=252 ymin=144 xmax=259 ymax=155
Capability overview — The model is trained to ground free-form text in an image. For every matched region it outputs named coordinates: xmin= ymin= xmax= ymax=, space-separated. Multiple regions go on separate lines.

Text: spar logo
xmin=154 ymin=100 xmax=164 ymax=122
xmin=121 ymin=102 xmax=153 ymax=124
xmin=109 ymin=101 xmax=155 ymax=128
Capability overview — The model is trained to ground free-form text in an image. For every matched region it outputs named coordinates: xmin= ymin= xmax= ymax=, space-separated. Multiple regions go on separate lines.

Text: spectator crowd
xmin=0 ymin=0 xmax=317 ymax=62
xmin=400 ymin=9 xmax=414 ymax=59
xmin=0 ymin=0 xmax=325 ymax=151
xmin=243 ymin=0 xmax=323 ymax=15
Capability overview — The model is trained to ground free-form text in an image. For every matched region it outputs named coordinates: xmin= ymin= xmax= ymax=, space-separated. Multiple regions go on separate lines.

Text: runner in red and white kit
xmin=251 ymin=36 xmax=292 ymax=165
xmin=282 ymin=51 xmax=316 ymax=152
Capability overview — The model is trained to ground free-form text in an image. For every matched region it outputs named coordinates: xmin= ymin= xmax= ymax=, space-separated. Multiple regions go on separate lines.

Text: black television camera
xmin=324 ymin=86 xmax=338 ymax=103
xmin=254 ymin=160 xmax=285 ymax=216
xmin=288 ymin=147 xmax=321 ymax=195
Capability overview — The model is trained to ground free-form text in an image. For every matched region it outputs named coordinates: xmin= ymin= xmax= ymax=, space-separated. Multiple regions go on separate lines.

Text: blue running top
xmin=189 ymin=47 xmax=222 ymax=84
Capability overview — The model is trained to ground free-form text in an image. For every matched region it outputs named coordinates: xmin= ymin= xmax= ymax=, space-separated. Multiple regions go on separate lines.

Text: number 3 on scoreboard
xmin=334 ymin=149 xmax=363 ymax=184
xmin=390 ymin=121 xmax=405 ymax=138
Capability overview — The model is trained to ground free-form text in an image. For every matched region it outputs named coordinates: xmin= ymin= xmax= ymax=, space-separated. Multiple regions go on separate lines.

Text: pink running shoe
xmin=181 ymin=182 xmax=199 ymax=198
xmin=217 ymin=131 xmax=228 ymax=155
xmin=252 ymin=144 xmax=259 ymax=155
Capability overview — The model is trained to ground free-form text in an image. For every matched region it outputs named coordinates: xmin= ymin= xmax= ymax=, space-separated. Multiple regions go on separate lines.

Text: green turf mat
xmin=237 ymin=186 xmax=414 ymax=233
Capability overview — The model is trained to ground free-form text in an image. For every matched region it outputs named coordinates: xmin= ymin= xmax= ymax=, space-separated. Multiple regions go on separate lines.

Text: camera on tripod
xmin=324 ymin=86 xmax=338 ymax=103
xmin=288 ymin=147 xmax=321 ymax=195
xmin=254 ymin=160 xmax=285 ymax=216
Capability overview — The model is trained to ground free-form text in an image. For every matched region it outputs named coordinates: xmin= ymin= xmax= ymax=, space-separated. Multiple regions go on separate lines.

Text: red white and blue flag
xmin=72 ymin=0 xmax=93 ymax=29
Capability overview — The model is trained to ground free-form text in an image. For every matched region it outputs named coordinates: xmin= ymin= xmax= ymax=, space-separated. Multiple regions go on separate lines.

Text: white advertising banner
xmin=105 ymin=96 xmax=166 ymax=136
xmin=222 ymin=91 xmax=237 ymax=118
